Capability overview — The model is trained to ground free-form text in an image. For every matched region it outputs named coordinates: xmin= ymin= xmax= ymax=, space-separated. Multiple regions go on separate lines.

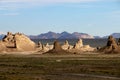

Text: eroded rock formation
xmin=99 ymin=36 xmax=120 ymax=53
xmin=0 ymin=41 xmax=6 ymax=52
xmin=117 ymin=38 xmax=120 ymax=46
xmin=45 ymin=41 xmax=69 ymax=54
xmin=0 ymin=32 xmax=36 ymax=52
xmin=69 ymin=39 xmax=95 ymax=53
xmin=62 ymin=40 xmax=73 ymax=50
xmin=15 ymin=33 xmax=36 ymax=51
xmin=73 ymin=39 xmax=83 ymax=49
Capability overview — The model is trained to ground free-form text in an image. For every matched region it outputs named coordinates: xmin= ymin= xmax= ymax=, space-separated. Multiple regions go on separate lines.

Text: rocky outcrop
xmin=99 ymin=36 xmax=120 ymax=53
xmin=0 ymin=41 xmax=6 ymax=52
xmin=117 ymin=38 xmax=120 ymax=46
xmin=46 ymin=43 xmax=53 ymax=50
xmin=45 ymin=41 xmax=69 ymax=54
xmin=15 ymin=33 xmax=36 ymax=51
xmin=81 ymin=45 xmax=95 ymax=52
xmin=73 ymin=39 xmax=83 ymax=49
xmin=41 ymin=39 xmax=95 ymax=54
xmin=62 ymin=40 xmax=73 ymax=50
xmin=37 ymin=41 xmax=42 ymax=48
xmin=42 ymin=43 xmax=53 ymax=52
xmin=69 ymin=39 xmax=95 ymax=53
xmin=0 ymin=32 xmax=36 ymax=52
xmin=36 ymin=42 xmax=54 ymax=53
xmin=41 ymin=44 xmax=49 ymax=52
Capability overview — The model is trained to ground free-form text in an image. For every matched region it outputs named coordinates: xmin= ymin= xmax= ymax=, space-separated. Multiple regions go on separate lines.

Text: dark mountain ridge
xmin=1 ymin=32 xmax=120 ymax=39
xmin=29 ymin=31 xmax=94 ymax=39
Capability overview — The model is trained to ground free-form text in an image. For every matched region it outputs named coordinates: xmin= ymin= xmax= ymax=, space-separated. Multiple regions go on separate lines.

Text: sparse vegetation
xmin=0 ymin=53 xmax=120 ymax=80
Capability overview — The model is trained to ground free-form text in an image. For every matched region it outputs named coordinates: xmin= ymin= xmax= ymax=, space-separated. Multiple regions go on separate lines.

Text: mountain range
xmin=1 ymin=32 xmax=120 ymax=39
xmin=28 ymin=32 xmax=120 ymax=39
xmin=29 ymin=31 xmax=94 ymax=39
xmin=102 ymin=33 xmax=120 ymax=38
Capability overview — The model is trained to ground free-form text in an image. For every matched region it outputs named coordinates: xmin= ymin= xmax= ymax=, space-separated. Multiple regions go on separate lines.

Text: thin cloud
xmin=0 ymin=0 xmax=100 ymax=10
xmin=0 ymin=0 xmax=100 ymax=6
xmin=0 ymin=0 xmax=99 ymax=3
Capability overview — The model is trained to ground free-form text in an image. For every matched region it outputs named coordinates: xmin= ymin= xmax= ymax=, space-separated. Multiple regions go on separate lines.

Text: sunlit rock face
xmin=14 ymin=33 xmax=36 ymax=51
xmin=99 ymin=36 xmax=120 ymax=53
xmin=62 ymin=40 xmax=73 ymax=50
xmin=0 ymin=32 xmax=36 ymax=52
xmin=0 ymin=41 xmax=6 ymax=52
xmin=73 ymin=39 xmax=83 ymax=49
xmin=44 ymin=41 xmax=69 ymax=54
xmin=67 ymin=39 xmax=95 ymax=54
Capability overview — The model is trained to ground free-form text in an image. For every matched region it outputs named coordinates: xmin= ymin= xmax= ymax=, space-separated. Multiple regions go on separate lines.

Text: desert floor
xmin=0 ymin=52 xmax=120 ymax=80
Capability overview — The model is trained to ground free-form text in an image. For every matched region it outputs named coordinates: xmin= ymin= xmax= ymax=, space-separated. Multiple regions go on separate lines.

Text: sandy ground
xmin=0 ymin=52 xmax=120 ymax=80
xmin=1 ymin=51 xmax=120 ymax=59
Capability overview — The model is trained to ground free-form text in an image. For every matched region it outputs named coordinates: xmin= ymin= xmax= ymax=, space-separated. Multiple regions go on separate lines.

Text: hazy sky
xmin=0 ymin=0 xmax=120 ymax=36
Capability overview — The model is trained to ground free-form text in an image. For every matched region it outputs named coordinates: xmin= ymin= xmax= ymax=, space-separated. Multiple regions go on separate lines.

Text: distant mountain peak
xmin=29 ymin=31 xmax=94 ymax=39
xmin=47 ymin=31 xmax=56 ymax=33
xmin=61 ymin=31 xmax=70 ymax=34
xmin=102 ymin=33 xmax=120 ymax=38
xmin=37 ymin=31 xmax=60 ymax=39
xmin=110 ymin=33 xmax=120 ymax=38
xmin=72 ymin=32 xmax=79 ymax=34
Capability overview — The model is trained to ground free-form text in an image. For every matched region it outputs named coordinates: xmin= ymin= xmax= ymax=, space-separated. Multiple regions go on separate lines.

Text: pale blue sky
xmin=0 ymin=0 xmax=120 ymax=36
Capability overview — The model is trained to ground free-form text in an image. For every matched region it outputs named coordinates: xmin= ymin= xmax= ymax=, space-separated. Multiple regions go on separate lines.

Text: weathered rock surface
xmin=0 ymin=32 xmax=36 ymax=52
xmin=73 ymin=39 xmax=83 ymax=49
xmin=68 ymin=39 xmax=95 ymax=53
xmin=99 ymin=36 xmax=120 ymax=53
xmin=117 ymin=38 xmax=120 ymax=46
xmin=36 ymin=42 xmax=54 ymax=53
xmin=44 ymin=41 xmax=69 ymax=54
xmin=37 ymin=41 xmax=42 ymax=48
xmin=0 ymin=41 xmax=6 ymax=52
xmin=15 ymin=33 xmax=36 ymax=51
xmin=80 ymin=45 xmax=95 ymax=52
xmin=45 ymin=43 xmax=53 ymax=50
xmin=62 ymin=40 xmax=73 ymax=50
